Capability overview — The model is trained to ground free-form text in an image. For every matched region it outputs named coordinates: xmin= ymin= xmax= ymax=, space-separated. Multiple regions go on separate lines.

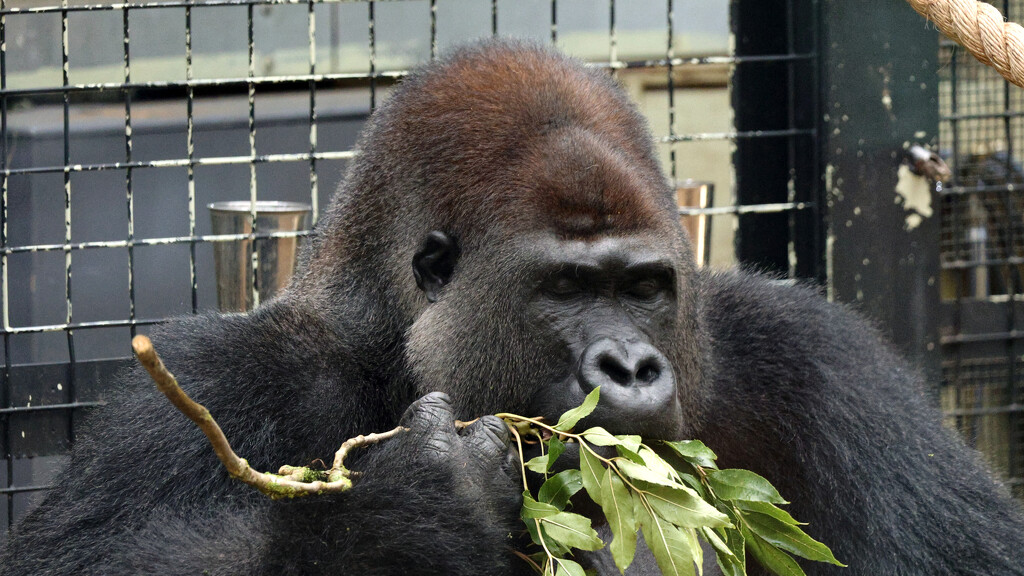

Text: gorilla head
xmin=296 ymin=41 xmax=704 ymax=436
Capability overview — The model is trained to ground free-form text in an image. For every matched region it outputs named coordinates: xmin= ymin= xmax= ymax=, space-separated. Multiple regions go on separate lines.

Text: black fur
xmin=2 ymin=40 xmax=1022 ymax=576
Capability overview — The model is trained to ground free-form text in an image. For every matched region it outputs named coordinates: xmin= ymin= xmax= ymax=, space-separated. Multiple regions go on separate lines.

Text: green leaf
xmin=637 ymin=447 xmax=683 ymax=484
xmin=526 ymin=455 xmax=551 ymax=474
xmin=599 ymin=467 xmax=637 ymax=573
xmin=743 ymin=512 xmax=843 ymax=565
xmin=554 ymin=558 xmax=587 ymax=576
xmin=579 ymin=445 xmax=606 ymax=507
xmin=546 ymin=435 xmax=566 ymax=471
xmin=525 ymin=516 xmax=543 ymax=546
xmin=522 ymin=492 xmax=561 ymax=519
xmin=616 ymin=435 xmax=643 ymax=454
xmin=736 ymin=500 xmax=804 ymax=526
xmin=700 ymin=526 xmax=733 ymax=557
xmin=663 ymin=440 xmax=718 ymax=468
xmin=555 ymin=388 xmax=601 ymax=432
xmin=712 ymin=527 xmax=746 ymax=576
xmin=706 ymin=469 xmax=787 ymax=504
xmin=616 ymin=459 xmax=684 ymax=489
xmin=636 ymin=497 xmax=697 ymax=576
xmin=634 ymin=479 xmax=732 ymax=529
xmin=539 ymin=511 xmax=605 ymax=551
xmin=579 ymin=427 xmax=637 ymax=451
xmin=615 ymin=444 xmax=646 ymax=466
xmin=539 ymin=470 xmax=584 ymax=510
xmin=679 ymin=473 xmax=706 ymax=496
xmin=742 ymin=525 xmax=806 ymax=576
xmin=527 ymin=518 xmax=573 ymax=558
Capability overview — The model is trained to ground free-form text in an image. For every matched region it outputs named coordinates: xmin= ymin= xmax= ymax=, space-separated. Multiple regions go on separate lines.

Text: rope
xmin=906 ymin=0 xmax=1024 ymax=88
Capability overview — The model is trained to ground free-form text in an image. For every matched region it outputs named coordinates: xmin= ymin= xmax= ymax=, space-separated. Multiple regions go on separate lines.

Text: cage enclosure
xmin=3 ymin=0 xmax=1006 ymax=544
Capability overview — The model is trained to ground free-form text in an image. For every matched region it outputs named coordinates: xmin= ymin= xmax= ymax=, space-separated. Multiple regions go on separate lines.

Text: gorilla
xmin=2 ymin=39 xmax=1023 ymax=576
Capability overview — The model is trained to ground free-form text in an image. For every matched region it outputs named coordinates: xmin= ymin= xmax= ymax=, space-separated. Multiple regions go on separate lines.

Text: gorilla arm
xmin=698 ymin=270 xmax=1024 ymax=575
xmin=0 ymin=303 xmax=525 ymax=576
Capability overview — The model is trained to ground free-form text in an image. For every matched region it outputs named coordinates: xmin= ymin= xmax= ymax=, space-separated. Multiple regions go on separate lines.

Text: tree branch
xmin=131 ymin=335 xmax=405 ymax=500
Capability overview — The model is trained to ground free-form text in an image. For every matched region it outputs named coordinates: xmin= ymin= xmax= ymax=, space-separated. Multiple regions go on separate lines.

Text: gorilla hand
xmin=396 ymin=392 xmax=523 ymax=525
xmin=268 ymin=392 xmax=526 ymax=576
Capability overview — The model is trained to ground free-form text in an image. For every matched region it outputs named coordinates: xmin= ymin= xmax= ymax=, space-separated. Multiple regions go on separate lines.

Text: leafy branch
xmin=501 ymin=387 xmax=844 ymax=576
xmin=133 ymin=335 xmax=842 ymax=575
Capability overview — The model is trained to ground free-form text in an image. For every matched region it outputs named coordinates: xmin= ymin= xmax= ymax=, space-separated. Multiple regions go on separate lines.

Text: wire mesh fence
xmin=0 ymin=0 xmax=821 ymax=540
xmin=938 ymin=0 xmax=1024 ymax=498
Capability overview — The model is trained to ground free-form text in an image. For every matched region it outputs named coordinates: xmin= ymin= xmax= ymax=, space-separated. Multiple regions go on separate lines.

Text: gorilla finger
xmin=400 ymin=392 xmax=456 ymax=435
xmin=462 ymin=415 xmax=513 ymax=459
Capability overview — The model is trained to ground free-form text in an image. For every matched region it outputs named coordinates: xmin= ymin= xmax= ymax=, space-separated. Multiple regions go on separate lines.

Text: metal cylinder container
xmin=208 ymin=201 xmax=312 ymax=312
xmin=675 ymin=180 xmax=714 ymax=267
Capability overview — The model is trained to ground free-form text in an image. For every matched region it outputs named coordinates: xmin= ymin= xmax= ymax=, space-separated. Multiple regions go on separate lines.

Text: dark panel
xmin=820 ymin=0 xmax=941 ymax=383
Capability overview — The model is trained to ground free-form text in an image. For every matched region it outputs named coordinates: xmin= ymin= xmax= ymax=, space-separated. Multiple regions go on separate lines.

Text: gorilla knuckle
xmin=401 ymin=392 xmax=455 ymax=429
xmin=463 ymin=416 xmax=512 ymax=457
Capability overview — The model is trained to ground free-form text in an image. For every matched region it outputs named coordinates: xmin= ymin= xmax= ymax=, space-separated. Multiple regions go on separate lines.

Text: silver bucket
xmin=675 ymin=180 xmax=714 ymax=267
xmin=208 ymin=201 xmax=312 ymax=312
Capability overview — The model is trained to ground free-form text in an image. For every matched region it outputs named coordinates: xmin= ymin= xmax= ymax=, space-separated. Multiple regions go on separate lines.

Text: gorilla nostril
xmin=636 ymin=362 xmax=659 ymax=384
xmin=598 ymin=355 xmax=632 ymax=386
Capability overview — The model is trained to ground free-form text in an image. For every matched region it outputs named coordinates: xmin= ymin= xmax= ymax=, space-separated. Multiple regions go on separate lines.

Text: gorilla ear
xmin=412 ymin=231 xmax=460 ymax=303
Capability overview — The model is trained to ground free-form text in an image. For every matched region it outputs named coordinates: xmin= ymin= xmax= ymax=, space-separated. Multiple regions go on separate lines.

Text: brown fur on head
xmin=387 ymin=41 xmax=674 ymax=237
xmin=306 ymin=40 xmax=684 ymax=269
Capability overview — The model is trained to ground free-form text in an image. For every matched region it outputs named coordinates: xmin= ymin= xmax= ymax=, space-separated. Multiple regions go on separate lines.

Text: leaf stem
xmin=534 ymin=517 xmax=557 ymax=576
xmin=507 ymin=422 xmax=531 ymax=492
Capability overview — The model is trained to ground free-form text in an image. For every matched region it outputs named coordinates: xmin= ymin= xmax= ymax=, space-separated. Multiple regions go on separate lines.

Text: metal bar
xmin=1001 ymin=0 xmax=1018 ymax=485
xmin=0 ymin=0 xmax=11 ymax=533
xmin=943 ymin=256 xmax=1024 ymax=269
xmin=247 ymin=2 xmax=259 ymax=308
xmin=942 ymin=183 xmax=1024 ymax=196
xmin=666 ymin=0 xmax=675 ymax=182
xmin=0 ymin=401 xmax=104 ymax=415
xmin=3 ymin=230 xmax=312 ymax=256
xmin=949 ymin=44 xmax=962 ymax=271
xmin=942 ymin=109 xmax=1024 ymax=122
xmin=678 ymin=201 xmax=813 ymax=217
xmin=308 ymin=0 xmax=319 ymax=225
xmin=608 ymin=0 xmax=616 ymax=79
xmin=185 ymin=5 xmax=198 ymax=314
xmin=729 ymin=0 xmax=742 ymax=263
xmin=4 ymin=318 xmax=167 ymax=335
xmin=663 ymin=128 xmax=815 ymax=143
xmin=0 ymin=53 xmax=816 ymax=99
xmin=550 ymin=0 xmax=556 ymax=44
xmin=61 ymin=0 xmax=78 ymax=445
xmin=0 ymin=150 xmax=357 ymax=177
xmin=0 ymin=484 xmax=56 ymax=496
xmin=0 ymin=70 xmax=409 ymax=97
xmin=123 ymin=6 xmax=137 ymax=339
xmin=944 ymin=403 xmax=1024 ymax=417
xmin=1 ymin=0 xmax=420 ymax=15
xmin=941 ymin=331 xmax=1024 ymax=345
xmin=811 ymin=0 xmax=824 ymax=283
xmin=368 ymin=0 xmax=375 ymax=110
xmin=785 ymin=0 xmax=797 ymax=279
xmin=429 ymin=0 xmax=436 ymax=60
xmin=491 ymin=0 xmax=496 ymax=35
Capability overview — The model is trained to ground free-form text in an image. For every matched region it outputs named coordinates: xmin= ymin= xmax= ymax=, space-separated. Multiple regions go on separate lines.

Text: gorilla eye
xmin=544 ymin=275 xmax=583 ymax=299
xmin=624 ymin=278 xmax=666 ymax=301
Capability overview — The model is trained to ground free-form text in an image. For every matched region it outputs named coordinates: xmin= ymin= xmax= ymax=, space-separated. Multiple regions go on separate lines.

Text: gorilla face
xmin=406 ymin=227 xmax=692 ymax=440
xmin=380 ymin=42 xmax=702 ymax=442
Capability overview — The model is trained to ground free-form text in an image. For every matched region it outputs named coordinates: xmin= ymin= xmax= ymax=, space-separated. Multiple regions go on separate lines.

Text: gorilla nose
xmin=578 ymin=338 xmax=673 ymax=392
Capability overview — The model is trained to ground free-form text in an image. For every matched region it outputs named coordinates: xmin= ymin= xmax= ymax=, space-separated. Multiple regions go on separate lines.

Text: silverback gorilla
xmin=2 ymin=40 xmax=1024 ymax=576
